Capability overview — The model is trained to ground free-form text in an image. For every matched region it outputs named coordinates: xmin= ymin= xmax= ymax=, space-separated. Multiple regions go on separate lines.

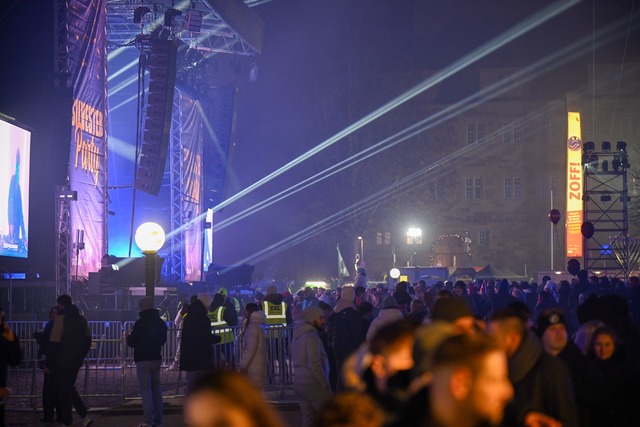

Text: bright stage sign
xmin=566 ymin=112 xmax=583 ymax=258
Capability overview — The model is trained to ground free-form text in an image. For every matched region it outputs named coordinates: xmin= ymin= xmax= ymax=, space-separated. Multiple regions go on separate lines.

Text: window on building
xmin=475 ymin=178 xmax=483 ymax=199
xmin=514 ymin=176 xmax=522 ymax=198
xmin=504 ymin=177 xmax=512 ymax=199
xmin=477 ymin=123 xmax=485 ymax=143
xmin=468 ymin=123 xmax=476 ymax=145
xmin=514 ymin=119 xmax=522 ymax=143
xmin=479 ymin=230 xmax=490 ymax=246
xmin=503 ymin=123 xmax=512 ymax=144
xmin=466 ymin=178 xmax=473 ymax=200
xmin=376 ymin=232 xmax=392 ymax=245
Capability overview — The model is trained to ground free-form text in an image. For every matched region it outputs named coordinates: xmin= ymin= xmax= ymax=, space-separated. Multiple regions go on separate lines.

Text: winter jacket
xmin=127 ymin=309 xmax=167 ymax=362
xmin=505 ymin=331 xmax=579 ymax=427
xmin=180 ymin=300 xmax=220 ymax=371
xmin=48 ymin=305 xmax=91 ymax=369
xmin=0 ymin=327 xmax=21 ymax=387
xmin=239 ymin=311 xmax=267 ymax=387
xmin=366 ymin=307 xmax=403 ymax=342
xmin=291 ymin=322 xmax=331 ymax=390
xmin=327 ymin=307 xmax=365 ymax=363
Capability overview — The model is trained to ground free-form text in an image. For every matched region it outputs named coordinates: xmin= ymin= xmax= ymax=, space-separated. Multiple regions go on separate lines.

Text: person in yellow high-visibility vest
xmin=262 ymin=285 xmax=292 ymax=326
xmin=209 ymin=294 xmax=236 ymax=368
xmin=261 ymin=285 xmax=292 ymax=383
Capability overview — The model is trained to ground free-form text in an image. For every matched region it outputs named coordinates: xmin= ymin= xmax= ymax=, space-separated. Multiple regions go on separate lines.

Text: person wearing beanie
xmin=327 ymin=287 xmax=366 ymax=391
xmin=292 ymin=306 xmax=332 ymax=427
xmin=488 ymin=307 xmax=578 ymax=427
xmin=127 ymin=297 xmax=167 ymax=427
xmin=536 ymin=308 xmax=607 ymax=427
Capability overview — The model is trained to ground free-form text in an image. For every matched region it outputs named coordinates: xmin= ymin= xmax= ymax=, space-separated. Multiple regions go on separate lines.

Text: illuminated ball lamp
xmin=135 ymin=222 xmax=166 ymax=298
xmin=390 ymin=268 xmax=401 ymax=279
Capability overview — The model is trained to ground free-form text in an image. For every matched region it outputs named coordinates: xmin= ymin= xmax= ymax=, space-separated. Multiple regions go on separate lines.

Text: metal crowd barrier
xmin=4 ymin=320 xmax=296 ymax=410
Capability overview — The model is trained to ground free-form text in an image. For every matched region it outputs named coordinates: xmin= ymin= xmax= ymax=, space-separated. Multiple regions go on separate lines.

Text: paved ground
xmin=5 ymin=397 xmax=302 ymax=426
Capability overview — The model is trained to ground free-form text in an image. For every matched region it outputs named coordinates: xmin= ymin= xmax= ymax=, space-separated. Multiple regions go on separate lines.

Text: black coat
xmin=127 ymin=309 xmax=167 ymax=362
xmin=47 ymin=305 xmax=91 ymax=369
xmin=557 ymin=341 xmax=608 ymax=427
xmin=505 ymin=332 xmax=579 ymax=427
xmin=327 ymin=307 xmax=365 ymax=362
xmin=0 ymin=328 xmax=21 ymax=387
xmin=179 ymin=300 xmax=220 ymax=371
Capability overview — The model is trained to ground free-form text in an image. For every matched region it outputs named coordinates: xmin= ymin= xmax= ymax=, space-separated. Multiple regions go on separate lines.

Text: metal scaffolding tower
xmin=582 ymin=141 xmax=633 ymax=278
xmin=168 ymin=89 xmax=185 ymax=281
xmin=55 ymin=186 xmax=74 ymax=296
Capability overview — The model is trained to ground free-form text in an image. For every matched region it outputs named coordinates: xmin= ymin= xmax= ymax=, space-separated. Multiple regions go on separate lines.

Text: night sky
xmin=1 ymin=0 xmax=639 ymax=282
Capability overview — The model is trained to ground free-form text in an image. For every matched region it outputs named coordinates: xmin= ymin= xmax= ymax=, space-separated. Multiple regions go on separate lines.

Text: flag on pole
xmin=337 ymin=244 xmax=350 ymax=277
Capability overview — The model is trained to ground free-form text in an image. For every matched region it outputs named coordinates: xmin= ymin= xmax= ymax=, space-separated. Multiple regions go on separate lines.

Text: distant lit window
xmin=384 ymin=232 xmax=391 ymax=245
xmin=514 ymin=176 xmax=522 ymax=198
xmin=376 ymin=232 xmax=383 ymax=245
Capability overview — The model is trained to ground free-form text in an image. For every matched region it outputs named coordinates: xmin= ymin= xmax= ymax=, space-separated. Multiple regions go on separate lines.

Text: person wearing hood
xmin=127 ymin=297 xmax=167 ymax=427
xmin=488 ymin=307 xmax=578 ymax=427
xmin=327 ymin=287 xmax=366 ymax=391
xmin=239 ymin=303 xmax=268 ymax=388
xmin=180 ymin=293 xmax=221 ymax=390
xmin=292 ymin=307 xmax=332 ymax=427
xmin=366 ymin=296 xmax=403 ymax=342
xmin=48 ymin=295 xmax=92 ymax=427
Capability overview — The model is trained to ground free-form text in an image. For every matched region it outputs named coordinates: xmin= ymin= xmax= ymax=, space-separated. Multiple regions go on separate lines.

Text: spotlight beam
xmin=215 ymin=13 xmax=626 ymax=233
xmin=222 ymin=18 xmax=632 ymax=264
xmin=214 ymin=0 xmax=580 ymax=212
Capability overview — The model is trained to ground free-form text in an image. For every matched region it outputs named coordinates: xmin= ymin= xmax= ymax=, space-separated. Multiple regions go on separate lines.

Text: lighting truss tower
xmin=55 ymin=185 xmax=73 ymax=296
xmin=53 ymin=0 xmax=69 ymax=87
xmin=582 ymin=141 xmax=630 ymax=277
xmin=168 ymin=89 xmax=185 ymax=281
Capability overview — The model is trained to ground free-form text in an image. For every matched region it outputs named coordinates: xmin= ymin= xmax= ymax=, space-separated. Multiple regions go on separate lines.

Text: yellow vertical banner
xmin=566 ymin=112 xmax=583 ymax=257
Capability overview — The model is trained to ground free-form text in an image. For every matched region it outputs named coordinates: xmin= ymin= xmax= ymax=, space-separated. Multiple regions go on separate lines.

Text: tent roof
xmin=448 ymin=267 xmax=479 ymax=279
xmin=474 ymin=264 xmax=525 ymax=280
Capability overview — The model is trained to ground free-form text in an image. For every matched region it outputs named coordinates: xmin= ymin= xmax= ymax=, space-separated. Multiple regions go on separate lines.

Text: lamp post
xmin=135 ymin=222 xmax=166 ymax=298
xmin=406 ymin=227 xmax=422 ymax=267
xmin=357 ymin=236 xmax=364 ymax=264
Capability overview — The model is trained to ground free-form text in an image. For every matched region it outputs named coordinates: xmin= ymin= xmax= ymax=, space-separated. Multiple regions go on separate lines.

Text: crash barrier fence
xmin=4 ymin=321 xmax=295 ymax=410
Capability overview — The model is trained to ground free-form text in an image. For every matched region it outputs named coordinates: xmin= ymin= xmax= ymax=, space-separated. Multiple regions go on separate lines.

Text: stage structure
xmin=105 ymin=0 xmax=263 ymax=282
xmin=582 ymin=140 xmax=632 ymax=278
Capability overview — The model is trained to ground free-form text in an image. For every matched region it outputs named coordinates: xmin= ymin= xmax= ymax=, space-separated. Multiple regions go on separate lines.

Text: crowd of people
xmin=173 ymin=269 xmax=640 ymax=427
xmin=3 ymin=269 xmax=640 ymax=427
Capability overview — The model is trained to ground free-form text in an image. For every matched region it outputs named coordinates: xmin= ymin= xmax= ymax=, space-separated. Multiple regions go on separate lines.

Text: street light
xmin=135 ymin=222 xmax=166 ymax=298
xmin=357 ymin=236 xmax=364 ymax=263
xmin=406 ymin=227 xmax=422 ymax=244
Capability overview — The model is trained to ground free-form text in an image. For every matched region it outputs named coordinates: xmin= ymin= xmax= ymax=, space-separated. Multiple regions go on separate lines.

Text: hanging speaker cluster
xmin=135 ymin=39 xmax=178 ymax=195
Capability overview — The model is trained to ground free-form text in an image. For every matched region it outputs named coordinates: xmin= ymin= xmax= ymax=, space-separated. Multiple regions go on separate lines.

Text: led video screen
xmin=0 ymin=116 xmax=31 ymax=258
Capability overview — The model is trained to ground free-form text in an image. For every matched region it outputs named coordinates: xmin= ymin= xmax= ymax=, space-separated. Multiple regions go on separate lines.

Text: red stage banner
xmin=67 ymin=0 xmax=108 ymax=278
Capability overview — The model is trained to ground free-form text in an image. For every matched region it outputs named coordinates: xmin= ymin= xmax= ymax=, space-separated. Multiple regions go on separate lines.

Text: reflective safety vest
xmin=232 ymin=297 xmax=242 ymax=314
xmin=208 ymin=307 xmax=235 ymax=344
xmin=262 ymin=300 xmax=287 ymax=326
